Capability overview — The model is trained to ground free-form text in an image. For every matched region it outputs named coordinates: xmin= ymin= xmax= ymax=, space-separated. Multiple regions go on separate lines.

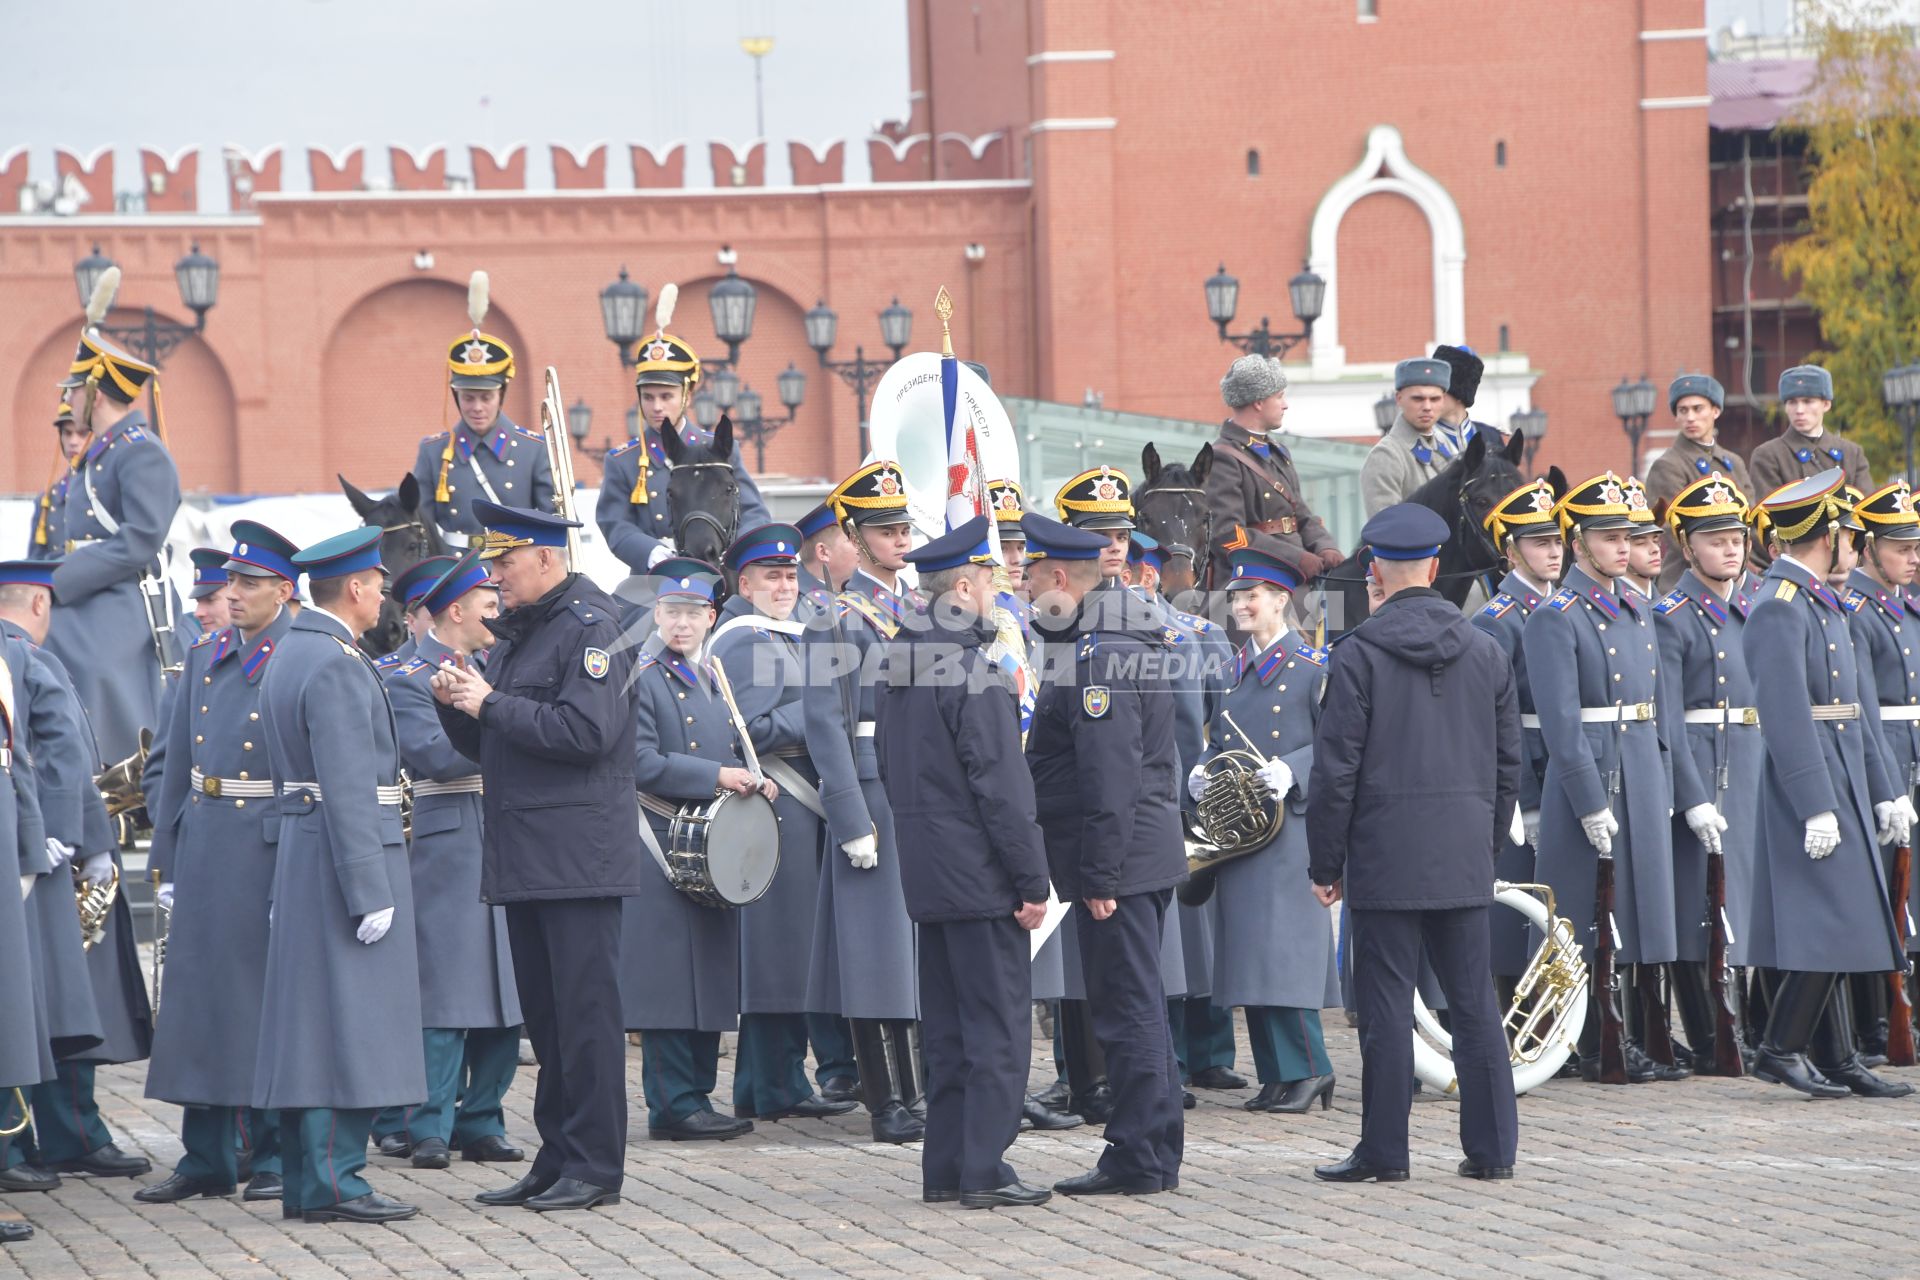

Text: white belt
xmin=1519 ymin=702 xmax=1655 ymax=729
xmin=637 ymin=790 xmax=682 ymax=820
xmin=410 ymin=775 xmax=484 ymax=797
xmin=1882 ymin=706 xmax=1920 ymax=722
xmin=0 ymin=746 xmax=10 ymax=769
xmin=1683 ymin=707 xmax=1759 ymax=726
xmin=1810 ymin=703 xmax=1861 ymax=722
xmin=280 ymin=781 xmax=405 ymax=806
xmin=65 ymin=537 xmax=103 ymax=550
xmin=856 ymin=721 xmax=876 ymax=738
xmin=190 ymin=767 xmax=275 ymax=799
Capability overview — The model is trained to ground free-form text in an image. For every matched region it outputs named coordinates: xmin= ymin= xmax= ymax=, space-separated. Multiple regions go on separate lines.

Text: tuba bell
xmin=96 ymin=728 xmax=152 ymax=821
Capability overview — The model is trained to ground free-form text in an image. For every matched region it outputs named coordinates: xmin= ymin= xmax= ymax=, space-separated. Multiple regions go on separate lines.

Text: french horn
xmin=75 ymin=862 xmax=119 ymax=952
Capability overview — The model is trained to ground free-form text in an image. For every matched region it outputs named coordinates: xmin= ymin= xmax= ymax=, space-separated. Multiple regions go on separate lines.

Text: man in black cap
xmin=1432 ymin=344 xmax=1503 ymax=451
xmin=877 ymin=515 xmax=1053 ymax=1209
xmin=431 ymin=500 xmax=644 ymax=1210
xmin=1024 ymin=514 xmax=1186 ymax=1196
xmin=1307 ymin=503 xmax=1522 ymax=1183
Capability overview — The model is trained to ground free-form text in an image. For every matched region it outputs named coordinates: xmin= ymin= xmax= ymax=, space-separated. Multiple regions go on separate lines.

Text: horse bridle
xmin=670 ymin=461 xmax=742 ymax=551
xmin=1133 ymin=484 xmax=1212 ymax=568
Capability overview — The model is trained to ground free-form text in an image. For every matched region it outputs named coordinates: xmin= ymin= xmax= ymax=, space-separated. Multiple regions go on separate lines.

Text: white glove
xmin=1805 ymin=811 xmax=1841 ymax=859
xmin=1522 ymin=809 xmax=1542 ymax=850
xmin=19 ymin=875 xmax=32 ymax=902
xmin=1257 ymin=758 xmax=1293 ymax=800
xmin=45 ymin=838 xmax=74 ymax=869
xmin=356 ymin=907 xmax=395 ymax=945
xmin=79 ymin=852 xmax=114 ymax=886
xmin=1187 ymin=764 xmax=1208 ymax=803
xmin=157 ymin=882 xmax=174 ymax=912
xmin=1891 ymin=795 xmax=1917 ymax=847
xmin=1579 ymin=809 xmax=1619 ymax=856
xmin=646 ymin=541 xmax=676 ymax=569
xmin=1875 ymin=801 xmax=1894 ymax=845
xmin=842 ymin=834 xmax=878 ymax=870
xmin=1684 ymin=803 xmax=1727 ymax=856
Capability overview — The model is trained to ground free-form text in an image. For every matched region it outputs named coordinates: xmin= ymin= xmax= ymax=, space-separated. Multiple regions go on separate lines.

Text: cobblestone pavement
xmin=5 ymin=1020 xmax=1920 ymax=1280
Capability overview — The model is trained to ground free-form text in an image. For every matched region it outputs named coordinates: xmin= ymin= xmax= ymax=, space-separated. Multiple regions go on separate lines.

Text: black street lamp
xmin=1372 ymin=392 xmax=1396 ymax=434
xmin=566 ymin=396 xmax=622 ymax=464
xmin=1510 ymin=405 xmax=1549 ymax=472
xmin=808 ymin=297 xmax=912 ymax=457
xmin=598 ymin=266 xmax=649 ymax=367
xmin=1611 ymin=375 xmax=1658 ymax=475
xmin=707 ymin=249 xmax=757 ymax=370
xmin=74 ymin=243 xmax=221 ymax=425
xmin=732 ymin=363 xmax=808 ymax=472
xmin=1204 ymin=261 xmax=1323 ymax=359
xmin=1883 ymin=361 xmax=1920 ymax=482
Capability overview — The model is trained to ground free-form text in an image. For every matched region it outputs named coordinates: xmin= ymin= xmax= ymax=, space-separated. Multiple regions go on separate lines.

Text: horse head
xmin=339 ymin=471 xmax=447 ymax=657
xmin=661 ymin=415 xmax=742 ymax=567
xmin=1134 ymin=441 xmax=1215 ymax=601
xmin=1404 ymin=427 xmax=1526 ymax=605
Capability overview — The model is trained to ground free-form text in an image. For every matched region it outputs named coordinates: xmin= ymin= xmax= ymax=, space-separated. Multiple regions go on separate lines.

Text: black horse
xmin=1134 ymin=441 xmax=1216 ymax=608
xmin=659 ymin=415 xmax=744 ymax=569
xmin=341 ymin=471 xmax=448 ymax=658
xmin=1314 ymin=428 xmax=1528 ymax=639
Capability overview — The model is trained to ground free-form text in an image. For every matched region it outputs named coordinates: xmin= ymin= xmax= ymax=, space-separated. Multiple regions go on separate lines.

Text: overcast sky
xmin=0 ymin=0 xmax=911 ymax=209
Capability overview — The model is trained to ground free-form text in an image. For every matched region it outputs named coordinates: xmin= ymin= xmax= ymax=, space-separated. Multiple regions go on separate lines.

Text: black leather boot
xmin=1630 ymin=965 xmax=1690 ymax=1080
xmin=1672 ymin=961 xmax=1739 ymax=1077
xmin=1849 ymin=972 xmax=1891 ymax=1067
xmin=1578 ymin=980 xmax=1647 ymax=1083
xmin=1814 ymin=982 xmax=1913 ymax=1098
xmin=851 ymin=1019 xmax=923 ymax=1144
xmin=1753 ymin=971 xmax=1849 ymax=1098
xmin=889 ymin=1021 xmax=925 ymax=1121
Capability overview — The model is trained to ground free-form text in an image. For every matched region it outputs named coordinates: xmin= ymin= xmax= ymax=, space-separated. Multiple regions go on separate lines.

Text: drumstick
xmin=705 ymin=658 xmax=765 ymax=785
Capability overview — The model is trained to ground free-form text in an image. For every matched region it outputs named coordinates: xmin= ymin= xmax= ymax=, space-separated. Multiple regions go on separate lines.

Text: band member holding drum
xmin=1473 ymin=480 xmax=1563 ymax=1009
xmin=803 ymin=462 xmax=926 ymax=1145
xmin=373 ymin=549 xmax=524 ymax=1169
xmin=622 ymin=557 xmax=776 ymax=1141
xmin=433 ymin=501 xmax=642 ymax=1212
xmin=1307 ymin=504 xmax=1521 ymax=1183
xmin=1189 ymin=546 xmax=1340 ymax=1114
xmin=708 ymin=525 xmax=857 ymax=1126
xmin=1653 ymin=477 xmax=1760 ymax=1075
xmin=875 ymin=515 xmax=1052 ymax=1208
xmin=1742 ymin=471 xmax=1913 ymax=1099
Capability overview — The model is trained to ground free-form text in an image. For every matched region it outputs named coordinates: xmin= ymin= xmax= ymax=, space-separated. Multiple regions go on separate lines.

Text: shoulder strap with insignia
xmin=565 ymin=600 xmax=601 ymax=626
xmin=1546 ymin=587 xmax=1578 ymax=612
xmin=395 ymin=658 xmax=430 ymax=676
xmin=190 ymin=630 xmax=217 ymax=649
xmin=1844 ymin=589 xmax=1866 ymax=613
xmin=1653 ymin=589 xmax=1687 ymax=617
xmin=1773 ymin=580 xmax=1799 ymax=603
xmin=1481 ymin=593 xmax=1515 ymax=619
xmin=1173 ymin=609 xmax=1215 ymax=633
xmin=1293 ymin=642 xmax=1329 ymax=667
xmin=837 ymin=590 xmax=900 ymax=639
xmin=606 ymin=437 xmax=643 ymax=460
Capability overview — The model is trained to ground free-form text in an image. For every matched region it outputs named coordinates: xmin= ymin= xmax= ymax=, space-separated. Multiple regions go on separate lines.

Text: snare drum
xmin=666 ymin=790 xmax=780 ymax=908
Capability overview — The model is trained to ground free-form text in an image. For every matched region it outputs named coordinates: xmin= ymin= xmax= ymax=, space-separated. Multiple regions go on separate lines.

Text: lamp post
xmin=1510 ymin=405 xmax=1549 ymax=472
xmin=598 ymin=265 xmax=649 ymax=367
xmin=566 ymin=396 xmax=622 ymax=464
xmin=807 ymin=296 xmax=912 ymax=457
xmin=74 ymin=243 xmax=221 ymax=427
xmin=1611 ymin=375 xmax=1657 ymax=476
xmin=706 ymin=248 xmax=757 ymax=371
xmin=730 ymin=364 xmax=808 ymax=472
xmin=1372 ymin=392 xmax=1396 ymax=435
xmin=1204 ymin=261 xmax=1324 ymax=359
xmin=1883 ymin=361 xmax=1920 ymax=483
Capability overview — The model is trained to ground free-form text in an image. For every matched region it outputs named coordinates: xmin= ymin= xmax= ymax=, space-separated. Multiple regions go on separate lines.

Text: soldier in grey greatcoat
xmin=803 ymin=462 xmax=924 ymax=1144
xmin=623 ymin=558 xmax=769 ymax=1140
xmin=1361 ymin=357 xmax=1476 ymax=518
xmin=594 ymin=290 xmax=767 ymax=573
xmin=1521 ymin=473 xmax=1695 ymax=1084
xmin=1651 ymin=478 xmax=1761 ymax=1075
xmin=37 ymin=315 xmax=182 ymax=764
xmin=137 ymin=522 xmax=300 ymax=1205
xmin=0 ymin=562 xmax=151 ymax=1180
xmin=1839 ymin=479 xmax=1920 ymax=1063
xmin=1471 ymin=479 xmax=1563 ymax=995
xmin=1190 ymin=547 xmax=1341 ymax=1114
xmin=409 ymin=272 xmax=553 ymax=544
xmin=372 ymin=550 xmax=523 ymax=1169
xmin=256 ymin=528 xmax=424 ymax=1223
xmin=0 ymin=635 xmax=55 ymax=1199
xmin=711 ymin=524 xmax=859 ymax=1125
xmin=1742 ymin=471 xmax=1914 ymax=1099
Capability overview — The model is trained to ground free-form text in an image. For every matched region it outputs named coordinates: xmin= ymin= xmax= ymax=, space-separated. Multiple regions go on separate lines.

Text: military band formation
xmin=1 ymin=261 xmax=1916 ymax=1243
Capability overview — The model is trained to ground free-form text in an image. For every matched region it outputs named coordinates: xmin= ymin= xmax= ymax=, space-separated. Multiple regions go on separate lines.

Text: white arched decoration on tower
xmin=1307 ymin=124 xmax=1465 ymax=377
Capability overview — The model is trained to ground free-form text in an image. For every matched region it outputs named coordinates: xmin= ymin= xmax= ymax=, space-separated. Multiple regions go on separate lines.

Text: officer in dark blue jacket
xmin=432 ymin=501 xmax=643 ymax=1212
xmin=1024 ymin=514 xmax=1186 ymax=1197
xmin=1308 ymin=504 xmax=1522 ymax=1184
xmin=877 ymin=516 xmax=1054 ymax=1209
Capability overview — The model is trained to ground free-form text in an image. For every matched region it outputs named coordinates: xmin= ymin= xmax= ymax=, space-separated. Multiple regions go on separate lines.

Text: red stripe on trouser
xmin=1297 ymin=1009 xmax=1328 ymax=1075
xmin=326 ymin=1113 xmax=340 ymax=1204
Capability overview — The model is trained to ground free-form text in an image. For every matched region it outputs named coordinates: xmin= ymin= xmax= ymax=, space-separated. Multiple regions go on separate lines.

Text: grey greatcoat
xmin=35 ymin=411 xmax=181 ymax=762
xmin=144 ymin=611 xmax=295 ymax=1105
xmin=622 ymin=647 xmax=742 ymax=1033
xmin=254 ymin=609 xmax=425 ymax=1111
xmin=1200 ymin=634 xmax=1340 ymax=1011
xmin=1654 ymin=572 xmax=1765 ymax=965
xmin=409 ymin=417 xmax=555 ymax=542
xmin=385 ymin=632 xmax=520 ymax=1028
xmin=1846 ymin=570 xmax=1920 ymax=952
xmin=0 ymin=640 xmax=55 ymax=1089
xmin=1145 ymin=586 xmax=1223 ymax=999
xmin=1470 ymin=571 xmax=1552 ymax=975
xmin=1521 ymin=564 xmax=1688 ymax=966
xmin=1743 ymin=557 xmax=1903 ymax=973
xmin=709 ymin=596 xmax=819 ymax=1015
xmin=594 ymin=424 xmax=770 ymax=573
xmin=801 ymin=569 xmax=918 ymax=1020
